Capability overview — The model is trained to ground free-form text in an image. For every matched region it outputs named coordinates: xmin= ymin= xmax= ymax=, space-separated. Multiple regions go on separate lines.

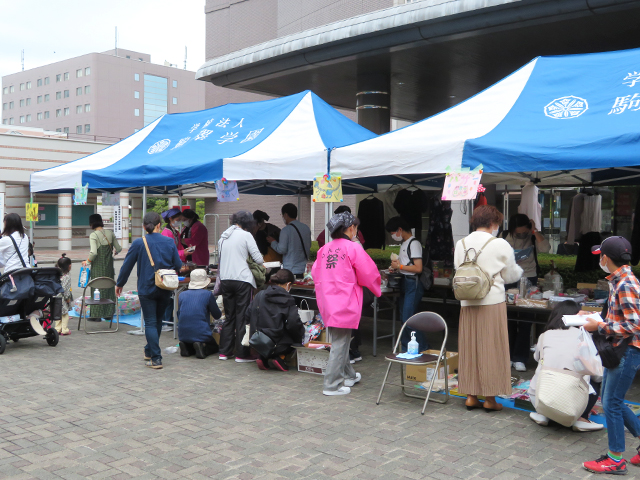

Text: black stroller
xmin=0 ymin=267 xmax=64 ymax=354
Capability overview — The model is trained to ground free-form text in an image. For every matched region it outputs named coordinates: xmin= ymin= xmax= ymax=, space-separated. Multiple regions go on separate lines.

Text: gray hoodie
xmin=218 ymin=225 xmax=264 ymax=287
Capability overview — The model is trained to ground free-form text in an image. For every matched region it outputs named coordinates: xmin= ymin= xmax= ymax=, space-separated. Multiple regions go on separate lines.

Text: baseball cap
xmin=591 ymin=236 xmax=632 ymax=263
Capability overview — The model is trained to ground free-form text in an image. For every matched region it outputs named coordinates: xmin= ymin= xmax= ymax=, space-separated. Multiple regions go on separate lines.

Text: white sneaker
xmin=529 ymin=412 xmax=549 ymax=426
xmin=572 ymin=420 xmax=604 ymax=432
xmin=513 ymin=362 xmax=527 ymax=372
xmin=323 ymin=386 xmax=351 ymax=396
xmin=344 ymin=373 xmax=361 ymax=387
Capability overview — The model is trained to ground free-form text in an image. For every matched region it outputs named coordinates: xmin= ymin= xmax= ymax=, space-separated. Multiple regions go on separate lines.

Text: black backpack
xmin=407 ymin=238 xmax=433 ymax=291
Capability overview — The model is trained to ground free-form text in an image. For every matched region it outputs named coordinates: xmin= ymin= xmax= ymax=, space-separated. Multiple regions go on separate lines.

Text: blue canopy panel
xmin=462 ymin=48 xmax=640 ymax=174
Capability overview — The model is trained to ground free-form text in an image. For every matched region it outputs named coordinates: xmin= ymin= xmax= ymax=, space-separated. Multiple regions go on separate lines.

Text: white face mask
xmin=491 ymin=227 xmax=500 ymax=237
xmin=600 ymin=257 xmax=611 ymax=274
xmin=391 ymin=232 xmax=402 ymax=242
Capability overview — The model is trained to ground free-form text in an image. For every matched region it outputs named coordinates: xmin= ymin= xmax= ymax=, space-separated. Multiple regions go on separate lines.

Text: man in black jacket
xmin=247 ymin=269 xmax=305 ymax=371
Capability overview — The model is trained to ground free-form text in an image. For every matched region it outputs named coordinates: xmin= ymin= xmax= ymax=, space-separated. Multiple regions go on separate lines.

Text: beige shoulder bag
xmin=142 ymin=236 xmax=179 ymax=291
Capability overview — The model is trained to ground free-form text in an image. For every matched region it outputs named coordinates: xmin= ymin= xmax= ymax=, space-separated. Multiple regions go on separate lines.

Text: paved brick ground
xmin=3 ymin=315 xmax=640 ymax=480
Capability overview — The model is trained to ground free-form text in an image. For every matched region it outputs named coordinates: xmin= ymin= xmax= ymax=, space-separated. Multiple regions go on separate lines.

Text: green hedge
xmin=310 ymin=243 xmax=640 ymax=288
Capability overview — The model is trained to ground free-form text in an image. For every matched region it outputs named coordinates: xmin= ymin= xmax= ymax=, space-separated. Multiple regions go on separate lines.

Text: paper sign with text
xmin=313 ymin=173 xmax=343 ymax=203
xmin=442 ymin=170 xmax=483 ymax=201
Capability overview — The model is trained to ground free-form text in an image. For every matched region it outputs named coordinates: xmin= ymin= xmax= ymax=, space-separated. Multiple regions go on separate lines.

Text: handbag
xmin=592 ymin=330 xmax=631 ymax=369
xmin=142 ymin=236 xmax=178 ymax=291
xmin=250 ymin=331 xmax=276 ymax=358
xmin=0 ymin=237 xmax=35 ymax=301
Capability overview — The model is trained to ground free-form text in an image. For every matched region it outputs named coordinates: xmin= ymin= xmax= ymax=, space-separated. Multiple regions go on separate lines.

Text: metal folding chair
xmin=77 ymin=277 xmax=120 ymax=334
xmin=376 ymin=311 xmax=449 ymax=414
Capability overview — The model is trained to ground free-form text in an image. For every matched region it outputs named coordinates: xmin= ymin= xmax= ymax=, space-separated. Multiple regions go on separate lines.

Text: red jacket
xmin=181 ymin=221 xmax=210 ymax=266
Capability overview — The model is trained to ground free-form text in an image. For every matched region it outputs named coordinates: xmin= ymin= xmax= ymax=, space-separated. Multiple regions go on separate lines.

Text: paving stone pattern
xmin=1 ymin=320 xmax=639 ymax=479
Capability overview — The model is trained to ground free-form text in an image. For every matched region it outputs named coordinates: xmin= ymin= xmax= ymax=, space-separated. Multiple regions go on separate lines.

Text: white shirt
xmin=399 ymin=236 xmax=422 ymax=276
xmin=0 ymin=232 xmax=30 ymax=273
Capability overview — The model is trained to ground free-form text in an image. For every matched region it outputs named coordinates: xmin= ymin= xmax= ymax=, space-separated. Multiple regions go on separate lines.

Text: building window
xmin=37 ymin=79 xmax=42 ymax=87
xmin=26 ymin=81 xmax=31 ymax=89
xmin=84 ymin=124 xmax=90 ymax=133
xmin=85 ymin=104 xmax=90 ymax=113
xmin=63 ymin=127 xmax=69 ymax=133
xmin=44 ymin=111 xmax=49 ymax=119
xmin=2 ymin=119 xmax=6 ymax=125
xmin=19 ymin=99 xmax=24 ymax=107
xmin=134 ymin=91 xmax=139 ymax=99
xmin=26 ymin=114 xmax=31 ymax=122
xmin=126 ymin=55 xmax=131 ymax=59
xmin=56 ymin=109 xmax=61 ymax=117
xmin=37 ymin=95 xmax=42 ymax=104
xmin=55 ymin=128 xmax=61 ymax=132
xmin=9 ymin=85 xmax=14 ymax=93
xmin=44 ymin=94 xmax=49 ymax=102
xmin=76 ymin=87 xmax=82 ymax=96
xmin=64 ymin=107 xmax=70 ymax=116
xmin=76 ymin=105 xmax=82 ymax=114
xmin=172 ymin=97 xmax=177 ymax=105
xmin=76 ymin=69 xmax=83 ymax=78
xmin=20 ymin=83 xmax=25 ymax=91
xmin=64 ymin=90 xmax=69 ymax=98
xmin=76 ymin=125 xmax=82 ymax=134
xmin=2 ymin=87 xmax=7 ymax=94
xmin=85 ymin=67 xmax=90 ymax=76
xmin=84 ymin=85 xmax=90 ymax=94
xmin=20 ymin=116 xmax=25 ymax=123
xmin=9 ymin=118 xmax=14 ymax=125
xmin=56 ymin=91 xmax=61 ymax=100
xmin=44 ymin=77 xmax=49 ymax=85
xmin=9 ymin=101 xmax=14 ymax=109
xmin=172 ymin=80 xmax=177 ymax=88
xmin=37 ymin=112 xmax=43 ymax=120
xmin=56 ymin=74 xmax=61 ymax=82
xmin=64 ymin=72 xmax=69 ymax=80
xmin=134 ymin=108 xmax=139 ymax=116
xmin=26 ymin=98 xmax=31 ymax=106
xmin=134 ymin=73 xmax=139 ymax=81
xmin=2 ymin=103 xmax=6 ymax=110
xmin=143 ymin=74 xmax=167 ymax=126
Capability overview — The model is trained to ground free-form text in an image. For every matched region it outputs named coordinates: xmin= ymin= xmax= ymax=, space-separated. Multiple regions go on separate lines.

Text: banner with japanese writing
xmin=313 ymin=173 xmax=343 ymax=203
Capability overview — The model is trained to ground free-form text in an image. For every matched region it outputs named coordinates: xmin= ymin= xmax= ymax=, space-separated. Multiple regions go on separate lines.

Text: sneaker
xmin=512 ymin=362 xmax=527 ymax=372
xmin=144 ymin=349 xmax=151 ymax=361
xmin=529 ymin=412 xmax=549 ymax=426
xmin=271 ymin=357 xmax=289 ymax=372
xmin=256 ymin=357 xmax=270 ymax=370
xmin=349 ymin=351 xmax=363 ymax=363
xmin=344 ymin=372 xmax=361 ymax=387
xmin=572 ymin=419 xmax=604 ymax=432
xmin=179 ymin=342 xmax=192 ymax=357
xmin=219 ymin=354 xmax=233 ymax=361
xmin=193 ymin=342 xmax=208 ymax=359
xmin=145 ymin=360 xmax=163 ymax=369
xmin=629 ymin=446 xmax=640 ymax=467
xmin=583 ymin=455 xmax=627 ymax=475
xmin=323 ymin=386 xmax=351 ymax=396
xmin=235 ymin=357 xmax=257 ymax=363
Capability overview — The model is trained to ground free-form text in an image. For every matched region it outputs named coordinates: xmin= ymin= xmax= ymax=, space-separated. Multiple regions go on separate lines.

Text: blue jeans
xmin=399 ymin=275 xmax=427 ymax=352
xmin=139 ymin=290 xmax=173 ymax=363
xmin=602 ymin=346 xmax=640 ymax=453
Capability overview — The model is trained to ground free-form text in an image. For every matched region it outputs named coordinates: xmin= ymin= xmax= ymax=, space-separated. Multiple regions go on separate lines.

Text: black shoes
xmin=179 ymin=341 xmax=192 ymax=357
xmin=193 ymin=342 xmax=208 ymax=359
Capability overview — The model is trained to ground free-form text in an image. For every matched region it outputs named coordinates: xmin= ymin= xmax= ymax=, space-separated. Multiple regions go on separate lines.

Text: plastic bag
xmin=574 ymin=327 xmax=604 ymax=377
xmin=543 ymin=261 xmax=563 ymax=294
xmin=78 ymin=265 xmax=91 ymax=288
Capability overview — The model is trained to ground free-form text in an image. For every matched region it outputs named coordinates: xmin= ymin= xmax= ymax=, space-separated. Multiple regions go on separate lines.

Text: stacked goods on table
xmin=294 ymin=263 xmax=315 ymax=286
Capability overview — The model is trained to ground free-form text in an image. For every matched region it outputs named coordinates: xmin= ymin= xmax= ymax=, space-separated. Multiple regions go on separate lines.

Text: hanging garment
xmin=575 ymin=232 xmax=602 ymax=272
xmin=427 ymin=198 xmax=454 ymax=267
xmin=581 ymin=195 xmax=602 ymax=235
xmin=632 ymin=195 xmax=640 ymax=266
xmin=518 ymin=183 xmax=542 ymax=231
xmin=393 ymin=189 xmax=429 ymax=241
xmin=357 ymin=196 xmax=385 ymax=250
xmin=379 ymin=188 xmax=401 ymax=247
xmin=566 ymin=193 xmax=585 ymax=245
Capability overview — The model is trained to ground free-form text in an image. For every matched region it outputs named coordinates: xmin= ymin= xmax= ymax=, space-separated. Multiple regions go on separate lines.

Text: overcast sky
xmin=0 ymin=0 xmax=206 ymax=79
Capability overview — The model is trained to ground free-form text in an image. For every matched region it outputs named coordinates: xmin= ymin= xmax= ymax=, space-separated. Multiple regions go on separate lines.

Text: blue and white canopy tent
xmin=332 ymin=47 xmax=640 ymax=188
xmin=30 ymin=91 xmax=377 ymax=196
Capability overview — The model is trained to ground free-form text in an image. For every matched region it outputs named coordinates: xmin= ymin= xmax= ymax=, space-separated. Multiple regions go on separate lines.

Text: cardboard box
xmin=577 ymin=283 xmax=598 ymax=290
xmin=405 ymin=350 xmax=458 ymax=382
xmin=515 ymin=298 xmax=549 ymax=309
xmin=582 ymin=306 xmax=603 ymax=313
xmin=295 ymin=341 xmax=331 ymax=375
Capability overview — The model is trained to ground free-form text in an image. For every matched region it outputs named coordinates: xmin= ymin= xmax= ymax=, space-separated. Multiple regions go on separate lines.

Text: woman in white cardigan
xmin=454 ymin=205 xmax=523 ymax=412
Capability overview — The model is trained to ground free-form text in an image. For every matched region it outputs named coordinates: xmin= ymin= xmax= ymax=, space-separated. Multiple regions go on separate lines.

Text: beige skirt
xmin=458 ymin=302 xmax=511 ymax=397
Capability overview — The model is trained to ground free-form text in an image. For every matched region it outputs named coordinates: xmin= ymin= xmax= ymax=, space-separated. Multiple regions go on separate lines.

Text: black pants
xmin=182 ymin=339 xmax=219 ymax=356
xmin=582 ymin=380 xmax=601 ymax=420
xmin=220 ymin=280 xmax=253 ymax=358
xmin=507 ymin=276 xmax=538 ymax=363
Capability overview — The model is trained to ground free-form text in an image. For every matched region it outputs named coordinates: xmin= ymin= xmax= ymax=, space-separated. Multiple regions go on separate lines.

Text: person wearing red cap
xmin=582 ymin=236 xmax=640 ymax=475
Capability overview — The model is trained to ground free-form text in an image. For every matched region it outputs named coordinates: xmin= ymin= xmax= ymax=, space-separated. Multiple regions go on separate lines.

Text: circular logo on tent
xmin=544 ymin=96 xmax=588 ymax=119
xmin=147 ymin=139 xmax=171 ymax=154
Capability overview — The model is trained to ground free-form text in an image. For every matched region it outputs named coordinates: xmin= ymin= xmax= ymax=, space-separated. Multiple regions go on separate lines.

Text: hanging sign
xmin=313 ymin=172 xmax=343 ymax=203
xmin=26 ymin=203 xmax=39 ymax=222
xmin=442 ymin=165 xmax=483 ymax=201
xmin=102 ymin=192 xmax=120 ymax=207
xmin=215 ymin=178 xmax=239 ymax=202
xmin=74 ymin=183 xmax=89 ymax=205
xmin=113 ymin=206 xmax=123 ymax=239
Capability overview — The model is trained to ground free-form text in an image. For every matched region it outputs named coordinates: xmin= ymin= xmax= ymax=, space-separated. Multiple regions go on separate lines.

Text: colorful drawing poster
xmin=26 ymin=203 xmax=39 ymax=222
xmin=442 ymin=169 xmax=483 ymax=201
xmin=102 ymin=192 xmax=120 ymax=206
xmin=74 ymin=183 xmax=89 ymax=205
xmin=215 ymin=179 xmax=239 ymax=202
xmin=313 ymin=173 xmax=343 ymax=203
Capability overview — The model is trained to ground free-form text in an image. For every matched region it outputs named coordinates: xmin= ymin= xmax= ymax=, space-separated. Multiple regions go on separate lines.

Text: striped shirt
xmin=598 ymin=265 xmax=640 ymax=349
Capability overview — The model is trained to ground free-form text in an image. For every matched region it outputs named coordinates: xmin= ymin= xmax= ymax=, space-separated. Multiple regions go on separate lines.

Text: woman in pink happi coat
xmin=312 ymin=212 xmax=381 ymax=396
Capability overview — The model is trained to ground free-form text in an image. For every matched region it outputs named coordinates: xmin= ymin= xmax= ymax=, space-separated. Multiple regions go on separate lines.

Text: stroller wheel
xmin=0 ymin=335 xmax=6 ymax=354
xmin=46 ymin=329 xmax=59 ymax=347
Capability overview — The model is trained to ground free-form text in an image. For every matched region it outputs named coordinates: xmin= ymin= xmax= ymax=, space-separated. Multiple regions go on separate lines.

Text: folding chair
xmin=376 ymin=312 xmax=449 ymax=414
xmin=78 ymin=277 xmax=120 ymax=334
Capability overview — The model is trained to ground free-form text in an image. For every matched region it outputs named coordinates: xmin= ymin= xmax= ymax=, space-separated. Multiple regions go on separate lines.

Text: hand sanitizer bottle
xmin=407 ymin=332 xmax=419 ymax=355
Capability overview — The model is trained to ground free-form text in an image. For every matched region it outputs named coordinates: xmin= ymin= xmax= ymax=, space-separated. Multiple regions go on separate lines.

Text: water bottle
xmin=93 ymin=288 xmax=101 ymax=301
xmin=407 ymin=331 xmax=419 ymax=355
